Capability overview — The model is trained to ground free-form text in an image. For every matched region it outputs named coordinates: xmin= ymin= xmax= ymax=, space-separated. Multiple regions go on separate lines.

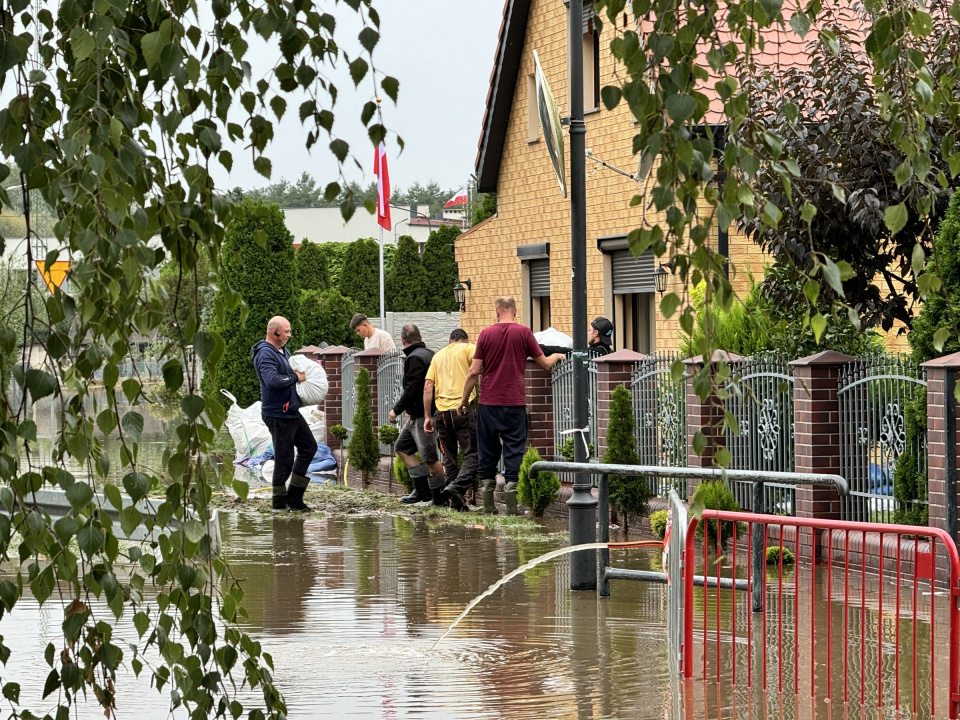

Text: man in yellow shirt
xmin=423 ymin=328 xmax=477 ymax=511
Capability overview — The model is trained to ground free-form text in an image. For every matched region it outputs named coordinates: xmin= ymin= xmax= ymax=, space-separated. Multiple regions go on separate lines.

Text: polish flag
xmin=443 ymin=187 xmax=468 ymax=208
xmin=374 ymin=142 xmax=391 ymax=230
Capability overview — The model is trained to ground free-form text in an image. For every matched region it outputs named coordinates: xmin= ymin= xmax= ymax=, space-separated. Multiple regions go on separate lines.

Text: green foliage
xmin=690 ymin=481 xmax=741 ymax=548
xmin=766 ymin=546 xmax=795 ymax=566
xmin=557 ymin=436 xmax=594 ymax=461
xmin=296 ymin=240 xmax=330 ymax=292
xmin=649 ymin=509 xmax=668 ymax=539
xmin=300 ymin=288 xmax=356 ymax=347
xmin=681 ymin=266 xmax=883 ymax=358
xmin=330 ymin=425 xmax=349 ymax=443
xmin=205 ymin=200 xmax=301 ymax=408
xmin=386 ymin=235 xmax=427 ymax=312
xmin=378 ymin=424 xmax=400 ymax=446
xmin=338 ymin=238 xmax=380 ymax=316
xmin=911 ymin=191 xmax=960 ymax=363
xmin=0 ymin=0 xmax=400 ymax=716
xmin=421 ymin=225 xmax=461 ymax=312
xmin=349 ymin=367 xmax=380 ymax=484
xmin=394 ymin=453 xmax=413 ymax=492
xmin=894 ymin=387 xmax=929 ymax=526
xmin=158 ymin=252 xmax=214 ymax=342
xmin=246 ymin=171 xmax=326 ymax=207
xmin=517 ymin=446 xmax=561 ymax=518
xmin=602 ymin=385 xmax=651 ymax=529
xmin=472 ymin=192 xmax=497 ymax=226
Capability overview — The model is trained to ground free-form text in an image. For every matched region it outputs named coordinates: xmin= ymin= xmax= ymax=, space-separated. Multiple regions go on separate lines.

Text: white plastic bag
xmin=534 ymin=327 xmax=573 ymax=348
xmin=289 ymin=354 xmax=329 ymax=406
xmin=221 ymin=390 xmax=273 ymax=458
xmin=300 ymin=406 xmax=326 ymax=445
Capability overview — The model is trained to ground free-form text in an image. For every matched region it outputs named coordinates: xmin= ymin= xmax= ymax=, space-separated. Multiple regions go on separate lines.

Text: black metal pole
xmin=751 ymin=480 xmax=764 ymax=612
xmin=946 ymin=369 xmax=957 ymax=547
xmin=566 ymin=0 xmax=597 ymax=591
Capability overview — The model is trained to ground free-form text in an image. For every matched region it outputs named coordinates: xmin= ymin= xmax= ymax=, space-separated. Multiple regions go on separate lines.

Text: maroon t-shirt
xmin=474 ymin=322 xmax=544 ymax=406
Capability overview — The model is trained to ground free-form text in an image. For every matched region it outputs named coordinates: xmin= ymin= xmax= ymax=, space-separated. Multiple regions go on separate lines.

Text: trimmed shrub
xmin=297 ymin=240 xmax=330 ymax=291
xmin=421 ymin=225 xmax=461 ymax=312
xmin=602 ymin=385 xmax=650 ymax=532
xmin=300 ymin=288 xmax=356 ymax=347
xmin=557 ymin=436 xmax=594 ymax=461
xmin=386 ymin=235 xmax=427 ymax=312
xmin=338 ymin=237 xmax=380 ymax=316
xmin=690 ymin=480 xmax=740 ymax=548
xmin=649 ymin=509 xmax=668 ymax=539
xmin=348 ymin=367 xmax=380 ymax=486
xmin=205 ymin=200 xmax=301 ymax=408
xmin=394 ymin=453 xmax=412 ymax=492
xmin=517 ymin=446 xmax=561 ymax=518
xmin=766 ymin=546 xmax=795 ymax=566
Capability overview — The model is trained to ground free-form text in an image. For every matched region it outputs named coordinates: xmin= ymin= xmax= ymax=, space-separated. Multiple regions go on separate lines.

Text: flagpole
xmin=378 ymin=225 xmax=385 ymax=330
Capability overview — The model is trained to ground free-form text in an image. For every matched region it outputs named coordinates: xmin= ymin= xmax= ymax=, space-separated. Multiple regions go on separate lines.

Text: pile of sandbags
xmin=221 ymin=389 xmax=327 ymax=459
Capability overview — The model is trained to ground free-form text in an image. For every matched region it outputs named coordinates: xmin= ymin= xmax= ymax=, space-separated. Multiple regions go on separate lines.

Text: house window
xmin=598 ymin=236 xmax=656 ymax=352
xmin=528 ymin=258 xmax=551 ymax=332
xmin=527 ymin=73 xmax=539 ymax=141
xmin=583 ymin=30 xmax=600 ymax=110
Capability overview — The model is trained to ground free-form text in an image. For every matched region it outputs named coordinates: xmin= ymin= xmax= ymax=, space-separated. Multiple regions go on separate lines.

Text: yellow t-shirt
xmin=426 ymin=342 xmax=477 ymax=412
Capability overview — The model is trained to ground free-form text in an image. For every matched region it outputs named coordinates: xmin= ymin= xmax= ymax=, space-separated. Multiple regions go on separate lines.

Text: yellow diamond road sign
xmin=35 ymin=260 xmax=69 ymax=295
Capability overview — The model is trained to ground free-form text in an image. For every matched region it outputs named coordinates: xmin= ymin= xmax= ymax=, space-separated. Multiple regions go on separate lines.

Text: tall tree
xmin=472 ymin=192 xmax=497 ymax=226
xmin=421 ymin=225 xmax=461 ymax=312
xmin=338 ymin=238 xmax=381 ymax=316
xmin=386 ymin=235 xmax=427 ymax=312
xmin=300 ymin=288 xmax=356 ymax=347
xmin=205 ymin=200 xmax=301 ymax=408
xmin=297 ymin=240 xmax=330 ymax=291
xmin=246 ymin=171 xmax=326 ymax=207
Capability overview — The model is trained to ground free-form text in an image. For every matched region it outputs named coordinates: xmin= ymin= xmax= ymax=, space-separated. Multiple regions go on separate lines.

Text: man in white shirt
xmin=349 ymin=313 xmax=397 ymax=351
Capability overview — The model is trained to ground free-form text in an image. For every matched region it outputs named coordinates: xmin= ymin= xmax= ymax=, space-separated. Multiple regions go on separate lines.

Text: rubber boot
xmin=400 ymin=470 xmax=431 ymax=504
xmin=480 ymin=478 xmax=497 ymax=515
xmin=443 ymin=485 xmax=468 ymax=512
xmin=272 ymin=487 xmax=288 ymax=511
xmin=288 ymin=474 xmax=311 ymax=512
xmin=429 ymin=476 xmax=448 ymax=507
xmin=504 ymin=481 xmax=518 ymax=516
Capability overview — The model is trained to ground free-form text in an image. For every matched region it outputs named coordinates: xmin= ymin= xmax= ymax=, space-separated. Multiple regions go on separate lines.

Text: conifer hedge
xmin=338 ymin=237 xmax=380 ymax=316
xmin=296 ymin=240 xmax=330 ymax=291
xmin=421 ymin=225 xmax=461 ymax=312
xmin=300 ymin=288 xmax=356 ymax=347
xmin=386 ymin=234 xmax=427 ymax=312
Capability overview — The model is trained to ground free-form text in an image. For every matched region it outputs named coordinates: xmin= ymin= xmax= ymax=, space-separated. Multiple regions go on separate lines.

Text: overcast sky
xmin=213 ymin=1 xmax=505 ymax=196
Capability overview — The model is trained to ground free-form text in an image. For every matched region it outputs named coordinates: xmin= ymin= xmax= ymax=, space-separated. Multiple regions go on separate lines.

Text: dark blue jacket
xmin=251 ymin=340 xmax=302 ymax=418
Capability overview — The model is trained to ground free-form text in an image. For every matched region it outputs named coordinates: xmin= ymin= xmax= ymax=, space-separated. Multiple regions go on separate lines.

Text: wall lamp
xmin=453 ymin=278 xmax=472 ymax=312
xmin=654 ymin=260 xmax=676 ymax=294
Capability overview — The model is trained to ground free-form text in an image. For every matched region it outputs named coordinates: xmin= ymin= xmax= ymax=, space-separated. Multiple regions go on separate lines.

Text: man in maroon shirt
xmin=459 ymin=296 xmax=564 ymax=514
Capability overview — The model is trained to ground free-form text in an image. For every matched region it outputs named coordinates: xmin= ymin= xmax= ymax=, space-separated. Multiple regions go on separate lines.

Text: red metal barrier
xmin=682 ymin=510 xmax=960 ymax=719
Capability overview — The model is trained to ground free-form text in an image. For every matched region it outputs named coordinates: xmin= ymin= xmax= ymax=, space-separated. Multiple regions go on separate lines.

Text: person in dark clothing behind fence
xmin=588 ymin=316 xmax=613 ymax=358
xmin=389 ymin=324 xmax=445 ymax=505
xmin=251 ymin=316 xmax=317 ymax=511
xmin=459 ymin=296 xmax=565 ymax=515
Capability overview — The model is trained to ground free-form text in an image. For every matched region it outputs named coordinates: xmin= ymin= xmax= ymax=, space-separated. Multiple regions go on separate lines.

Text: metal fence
xmin=377 ymin=351 xmax=404 ymax=454
xmin=724 ymin=352 xmax=796 ymax=515
xmin=340 ymin=349 xmax=357 ymax=435
xmin=631 ymin=352 xmax=687 ymax=497
xmin=838 ymin=354 xmax=927 ymax=523
xmin=665 ymin=488 xmax=688 ymax=678
xmin=551 ymin=357 xmax=598 ymax=482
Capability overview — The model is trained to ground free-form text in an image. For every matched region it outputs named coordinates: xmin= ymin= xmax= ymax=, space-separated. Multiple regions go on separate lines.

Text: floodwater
xmin=3 ymin=398 xmax=950 ymax=719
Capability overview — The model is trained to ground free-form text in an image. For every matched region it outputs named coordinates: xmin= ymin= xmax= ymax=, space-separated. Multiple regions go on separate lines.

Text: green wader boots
xmin=504 ymin=481 xmax=518 ymax=516
xmin=481 ymin=478 xmax=497 ymax=515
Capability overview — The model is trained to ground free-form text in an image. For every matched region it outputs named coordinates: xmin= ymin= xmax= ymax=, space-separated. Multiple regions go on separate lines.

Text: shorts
xmin=395 ymin=416 xmax=439 ymax=463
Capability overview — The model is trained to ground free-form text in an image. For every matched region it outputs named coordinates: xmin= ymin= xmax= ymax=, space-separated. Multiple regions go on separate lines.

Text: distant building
xmin=283 ymin=205 xmax=460 ymax=246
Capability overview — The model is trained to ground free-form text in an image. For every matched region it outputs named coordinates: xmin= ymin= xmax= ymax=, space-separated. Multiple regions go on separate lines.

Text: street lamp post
xmin=566 ymin=0 xmax=597 ymax=592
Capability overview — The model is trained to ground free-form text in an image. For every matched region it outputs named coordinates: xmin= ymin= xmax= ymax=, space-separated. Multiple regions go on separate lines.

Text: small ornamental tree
xmin=300 ymin=288 xmax=356 ymax=347
xmin=517 ymin=445 xmax=561 ymax=518
xmin=338 ymin=238 xmax=380 ymax=316
xmin=378 ymin=424 xmax=400 ymax=491
xmin=421 ymin=225 xmax=461 ymax=312
xmin=205 ymin=200 xmax=301 ymax=408
xmin=296 ymin=240 xmax=330 ymax=292
xmin=386 ymin=234 xmax=427 ymax=312
xmin=602 ymin=385 xmax=650 ymax=533
xmin=349 ymin=367 xmax=380 ymax=486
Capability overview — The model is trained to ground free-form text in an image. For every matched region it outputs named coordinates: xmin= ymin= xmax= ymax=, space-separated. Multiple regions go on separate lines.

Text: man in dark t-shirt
xmin=459 ymin=296 xmax=564 ymax=514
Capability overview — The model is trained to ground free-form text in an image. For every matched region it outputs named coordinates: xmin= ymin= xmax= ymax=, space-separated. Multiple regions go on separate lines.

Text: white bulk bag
xmin=300 ymin=406 xmax=327 ymax=445
xmin=289 ymin=354 xmax=329 ymax=406
xmin=221 ymin=390 xmax=273 ymax=458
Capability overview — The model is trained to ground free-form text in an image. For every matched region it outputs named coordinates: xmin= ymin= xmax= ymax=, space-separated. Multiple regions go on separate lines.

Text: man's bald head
xmin=266 ymin=316 xmax=292 ymax=347
xmin=495 ymin=296 xmax=517 ymax=321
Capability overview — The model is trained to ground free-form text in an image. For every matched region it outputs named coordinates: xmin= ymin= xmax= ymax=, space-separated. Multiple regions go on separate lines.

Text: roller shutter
xmin=611 ymin=249 xmax=655 ymax=294
xmin=529 ymin=259 xmax=551 ymax=297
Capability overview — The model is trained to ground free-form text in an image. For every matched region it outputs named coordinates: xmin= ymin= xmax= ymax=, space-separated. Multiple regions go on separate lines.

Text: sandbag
xmin=289 ymin=354 xmax=328 ymax=406
xmin=300 ymin=406 xmax=326 ymax=445
xmin=221 ymin=390 xmax=273 ymax=458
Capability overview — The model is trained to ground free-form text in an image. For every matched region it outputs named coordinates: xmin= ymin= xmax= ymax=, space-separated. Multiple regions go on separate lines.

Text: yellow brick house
xmin=455 ymin=0 xmax=796 ymax=351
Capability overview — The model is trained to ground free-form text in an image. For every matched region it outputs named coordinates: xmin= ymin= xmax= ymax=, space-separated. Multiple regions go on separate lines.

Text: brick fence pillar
xmin=525 ymin=360 xmax=554 ymax=459
xmin=921 ymin=352 xmax=960 ymax=544
xmin=593 ymin=350 xmax=646 ymax=460
xmin=790 ymin=350 xmax=853 ymax=559
xmin=684 ymin=351 xmax=742 ymax=500
xmin=319 ymin=345 xmax=350 ymax=448
xmin=354 ymin=348 xmax=384 ymax=432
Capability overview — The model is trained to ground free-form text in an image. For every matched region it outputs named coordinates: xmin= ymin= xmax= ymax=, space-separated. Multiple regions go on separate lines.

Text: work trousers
xmin=476 ymin=404 xmax=527 ymax=485
xmin=264 ymin=414 xmax=318 ymax=489
xmin=434 ymin=407 xmax=478 ymax=493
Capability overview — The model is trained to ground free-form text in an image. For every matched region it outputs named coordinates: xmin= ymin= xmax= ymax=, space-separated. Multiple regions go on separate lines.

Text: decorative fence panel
xmin=837 ymin=355 xmax=927 ymax=524
xmin=340 ymin=349 xmax=357 ymax=436
xmin=377 ymin=351 xmax=404 ymax=454
xmin=631 ymin=352 xmax=687 ymax=497
xmin=551 ymin=358 xmax=598 ymax=483
xmin=724 ymin=352 xmax=796 ymax=514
